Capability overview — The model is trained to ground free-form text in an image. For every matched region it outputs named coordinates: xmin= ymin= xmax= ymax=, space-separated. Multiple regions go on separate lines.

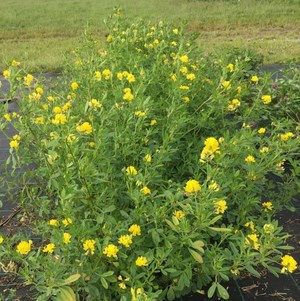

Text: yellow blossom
xmin=226 ymin=63 xmax=234 ymax=72
xmin=77 ymin=122 xmax=93 ymax=135
xmin=103 ymin=244 xmax=119 ymax=258
xmin=200 ymin=137 xmax=220 ymax=160
xmin=244 ymin=221 xmax=256 ymax=232
xmin=251 ymin=75 xmax=259 ymax=83
xmin=126 ymin=73 xmax=135 ymax=83
xmin=29 ymin=92 xmax=42 ymax=102
xmin=214 ymin=200 xmax=228 ymax=214
xmin=180 ymin=66 xmax=188 ymax=74
xmin=208 ymin=181 xmax=220 ymax=192
xmin=34 ymin=117 xmax=44 ymax=125
xmin=3 ymin=70 xmax=10 ymax=79
xmin=24 ymin=74 xmax=34 ymax=86
xmin=9 ymin=140 xmax=19 ymax=149
xmin=94 ymin=71 xmax=102 ymax=81
xmin=281 ymin=255 xmax=297 ymax=273
xmin=106 ymin=34 xmax=113 ymax=42
xmin=102 ymin=69 xmax=111 ymax=80
xmin=63 ymin=232 xmax=72 ymax=245
xmin=88 ymin=98 xmax=102 ymax=109
xmin=144 ymin=154 xmax=152 ymax=162
xmin=236 ymin=86 xmax=242 ymax=94
xmin=186 ymin=73 xmax=196 ymax=81
xmin=245 ymin=233 xmax=260 ymax=250
xmin=0 ymin=235 xmax=4 ymax=244
xmin=123 ymin=88 xmax=134 ymax=101
xmin=129 ymin=224 xmax=141 ymax=236
xmin=71 ymin=82 xmax=78 ymax=91
xmin=260 ymin=147 xmax=269 ymax=153
xmin=62 ymin=218 xmax=72 ymax=226
xmin=4 ymin=113 xmax=11 ymax=121
xmin=261 ymin=95 xmax=272 ymax=104
xmin=179 ymin=55 xmax=189 ymax=63
xmin=136 ymin=256 xmax=148 ymax=267
xmin=126 ymin=166 xmax=138 ymax=176
xmin=49 ymin=219 xmax=59 ymax=226
xmin=42 ymin=243 xmax=55 ymax=254
xmin=150 ymin=119 xmax=157 ymax=126
xmin=222 ymin=80 xmax=231 ymax=90
xmin=262 ymin=201 xmax=273 ymax=211
xmin=140 ymin=186 xmax=151 ymax=195
xmin=183 ymin=96 xmax=190 ymax=103
xmin=173 ymin=210 xmax=185 ymax=219
xmin=83 ymin=239 xmax=96 ymax=255
xmin=173 ymin=28 xmax=179 ymax=34
xmin=258 ymin=128 xmax=266 ymax=134
xmin=245 ymin=155 xmax=256 ymax=163
xmin=263 ymin=224 xmax=274 ymax=234
xmin=179 ymin=85 xmax=189 ymax=90
xmin=88 ymin=141 xmax=95 ymax=148
xmin=11 ymin=60 xmax=20 ymax=67
xmin=118 ymin=235 xmax=133 ymax=247
xmin=280 ymin=132 xmax=295 ymax=141
xmin=52 ymin=113 xmax=67 ymax=125
xmin=185 ymin=179 xmax=201 ymax=194
xmin=36 ymin=87 xmax=43 ymax=95
xmin=171 ymin=73 xmax=177 ymax=81
xmin=16 ymin=240 xmax=33 ymax=255
xmin=135 ymin=111 xmax=146 ymax=117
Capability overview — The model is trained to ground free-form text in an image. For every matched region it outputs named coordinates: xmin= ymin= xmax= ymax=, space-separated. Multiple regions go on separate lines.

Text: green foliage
xmin=0 ymin=9 xmax=299 ymax=300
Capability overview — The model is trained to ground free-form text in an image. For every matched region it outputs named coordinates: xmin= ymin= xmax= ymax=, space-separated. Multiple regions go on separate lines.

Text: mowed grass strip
xmin=1 ymin=0 xmax=300 ymax=72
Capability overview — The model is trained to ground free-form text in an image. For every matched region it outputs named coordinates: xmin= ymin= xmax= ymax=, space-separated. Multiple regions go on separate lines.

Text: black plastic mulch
xmin=0 ymin=68 xmax=299 ymax=300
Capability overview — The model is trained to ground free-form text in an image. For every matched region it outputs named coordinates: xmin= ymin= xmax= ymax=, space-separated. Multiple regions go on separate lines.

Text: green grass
xmin=1 ymin=0 xmax=300 ymax=72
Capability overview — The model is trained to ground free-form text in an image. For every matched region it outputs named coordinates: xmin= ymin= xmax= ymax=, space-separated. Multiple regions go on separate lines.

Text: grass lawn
xmin=0 ymin=0 xmax=300 ymax=72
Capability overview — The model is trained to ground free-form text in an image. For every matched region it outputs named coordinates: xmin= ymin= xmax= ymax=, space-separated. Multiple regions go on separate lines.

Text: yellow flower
xmin=49 ymin=219 xmax=59 ymax=226
xmin=261 ymin=95 xmax=272 ymax=104
xmin=226 ymin=63 xmax=234 ymax=72
xmin=4 ymin=113 xmax=11 ymax=121
xmin=63 ymin=233 xmax=72 ymax=244
xmin=150 ymin=119 xmax=157 ymax=126
xmin=103 ymin=244 xmax=119 ymax=258
xmin=126 ymin=166 xmax=138 ymax=176
xmin=200 ymin=137 xmax=220 ymax=160
xmin=102 ymin=69 xmax=111 ymax=80
xmin=77 ymin=122 xmax=93 ymax=135
xmin=52 ymin=113 xmax=67 ymax=125
xmin=214 ymin=200 xmax=228 ymax=214
xmin=0 ymin=235 xmax=4 ymax=244
xmin=135 ymin=111 xmax=146 ymax=117
xmin=126 ymin=73 xmax=135 ymax=83
xmin=34 ymin=117 xmax=44 ymax=125
xmin=185 ymin=179 xmax=201 ymax=194
xmin=171 ymin=73 xmax=177 ymax=81
xmin=9 ymin=140 xmax=19 ymax=149
xmin=173 ymin=210 xmax=185 ymax=219
xmin=244 ymin=221 xmax=255 ymax=232
xmin=208 ymin=181 xmax=220 ymax=192
xmin=263 ymin=224 xmax=274 ymax=234
xmin=135 ymin=256 xmax=148 ymax=267
xmin=119 ymin=282 xmax=126 ymax=289
xmin=11 ymin=60 xmax=20 ymax=67
xmin=258 ymin=128 xmax=266 ymax=134
xmin=123 ymin=88 xmax=134 ymax=101
xmin=118 ymin=235 xmax=133 ymax=247
xmin=24 ymin=74 xmax=34 ymax=86
xmin=88 ymin=98 xmax=102 ymax=109
xmin=280 ymin=132 xmax=295 ymax=141
xmin=221 ymin=80 xmax=231 ymax=90
xmin=251 ymin=75 xmax=259 ymax=83
xmin=236 ymin=86 xmax=242 ymax=94
xmin=71 ymin=82 xmax=78 ymax=90
xmin=281 ymin=255 xmax=297 ymax=273
xmin=227 ymin=98 xmax=240 ymax=111
xmin=144 ymin=154 xmax=152 ymax=162
xmin=88 ymin=141 xmax=95 ymax=148
xmin=53 ymin=106 xmax=62 ymax=114
xmin=94 ymin=71 xmax=102 ymax=81
xmin=179 ymin=85 xmax=189 ymax=90
xmin=28 ymin=92 xmax=42 ymax=102
xmin=3 ymin=70 xmax=10 ymax=79
xmin=180 ymin=66 xmax=188 ymax=74
xmin=16 ymin=240 xmax=33 ymax=255
xmin=140 ymin=186 xmax=151 ymax=195
xmin=183 ymin=96 xmax=190 ymax=103
xmin=179 ymin=55 xmax=189 ymax=63
xmin=106 ymin=34 xmax=113 ymax=42
xmin=260 ymin=147 xmax=269 ymax=153
xmin=262 ymin=201 xmax=273 ymax=211
xmin=245 ymin=155 xmax=256 ymax=163
xmin=62 ymin=218 xmax=72 ymax=226
xmin=173 ymin=28 xmax=179 ymax=34
xmin=36 ymin=87 xmax=44 ymax=95
xmin=186 ymin=73 xmax=196 ymax=81
xmin=129 ymin=224 xmax=141 ymax=236
xmin=42 ymin=243 xmax=55 ymax=254
xmin=245 ymin=233 xmax=260 ymax=250
xmin=83 ymin=239 xmax=96 ymax=255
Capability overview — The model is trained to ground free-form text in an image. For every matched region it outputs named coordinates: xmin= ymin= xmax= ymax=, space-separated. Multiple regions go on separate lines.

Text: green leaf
xmin=208 ymin=215 xmax=222 ymax=225
xmin=103 ymin=205 xmax=116 ymax=213
xmin=151 ymin=230 xmax=161 ymax=246
xmin=209 ymin=227 xmax=232 ymax=233
xmin=102 ymin=271 xmax=114 ymax=278
xmin=165 ymin=219 xmax=178 ymax=232
xmin=207 ymin=283 xmax=217 ymax=298
xmin=167 ymin=287 xmax=175 ymax=301
xmin=217 ymin=283 xmax=230 ymax=300
xmin=188 ymin=248 xmax=203 ymax=263
xmin=100 ymin=277 xmax=108 ymax=289
xmin=190 ymin=240 xmax=205 ymax=253
xmin=245 ymin=264 xmax=261 ymax=278
xmin=63 ymin=273 xmax=81 ymax=285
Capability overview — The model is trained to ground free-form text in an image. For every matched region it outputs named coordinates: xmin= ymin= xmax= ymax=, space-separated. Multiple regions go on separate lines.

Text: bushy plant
xmin=0 ymin=8 xmax=299 ymax=301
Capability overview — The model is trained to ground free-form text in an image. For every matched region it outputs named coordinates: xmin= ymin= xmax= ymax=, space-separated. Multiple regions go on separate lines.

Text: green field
xmin=1 ymin=0 xmax=300 ymax=72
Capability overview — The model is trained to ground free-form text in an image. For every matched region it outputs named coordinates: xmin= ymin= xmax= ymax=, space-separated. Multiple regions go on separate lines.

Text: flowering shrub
xmin=0 ymin=8 xmax=299 ymax=301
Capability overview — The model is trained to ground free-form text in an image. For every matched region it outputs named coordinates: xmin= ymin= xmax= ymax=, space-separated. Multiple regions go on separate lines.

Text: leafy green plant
xmin=0 ymin=8 xmax=299 ymax=301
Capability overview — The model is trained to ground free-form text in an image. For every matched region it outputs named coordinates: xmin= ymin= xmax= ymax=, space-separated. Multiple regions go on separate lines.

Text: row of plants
xmin=0 ymin=8 xmax=299 ymax=301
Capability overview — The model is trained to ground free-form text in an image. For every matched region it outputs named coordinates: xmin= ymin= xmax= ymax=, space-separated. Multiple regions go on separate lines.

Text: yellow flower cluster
xmin=77 ymin=122 xmax=93 ymax=135
xmin=200 ymin=137 xmax=220 ymax=161
xmin=251 ymin=75 xmax=259 ymax=83
xmin=185 ymin=179 xmax=201 ymax=194
xmin=140 ymin=186 xmax=151 ymax=195
xmin=245 ymin=155 xmax=256 ymax=163
xmin=173 ymin=210 xmax=185 ymax=219
xmin=214 ymin=200 xmax=228 ymax=214
xmin=16 ymin=240 xmax=33 ymax=255
xmin=261 ymin=95 xmax=272 ymax=104
xmin=126 ymin=166 xmax=138 ymax=175
xmin=118 ymin=235 xmax=133 ymax=247
xmin=83 ymin=239 xmax=96 ymax=255
xmin=227 ymin=98 xmax=240 ymax=111
xmin=52 ymin=113 xmax=67 ymax=125
xmin=281 ymin=255 xmax=297 ymax=273
xmin=43 ymin=243 xmax=55 ymax=254
xmin=245 ymin=233 xmax=260 ymax=250
xmin=280 ymin=132 xmax=294 ymax=141
xmin=24 ymin=74 xmax=34 ymax=87
xmin=88 ymin=98 xmax=102 ymax=109
xmin=262 ymin=201 xmax=273 ymax=211
xmin=117 ymin=71 xmax=135 ymax=83
xmin=135 ymin=256 xmax=148 ymax=266
xmin=129 ymin=224 xmax=141 ymax=236
xmin=103 ymin=244 xmax=119 ymax=258
xmin=123 ymin=88 xmax=134 ymax=101
xmin=258 ymin=127 xmax=266 ymax=134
